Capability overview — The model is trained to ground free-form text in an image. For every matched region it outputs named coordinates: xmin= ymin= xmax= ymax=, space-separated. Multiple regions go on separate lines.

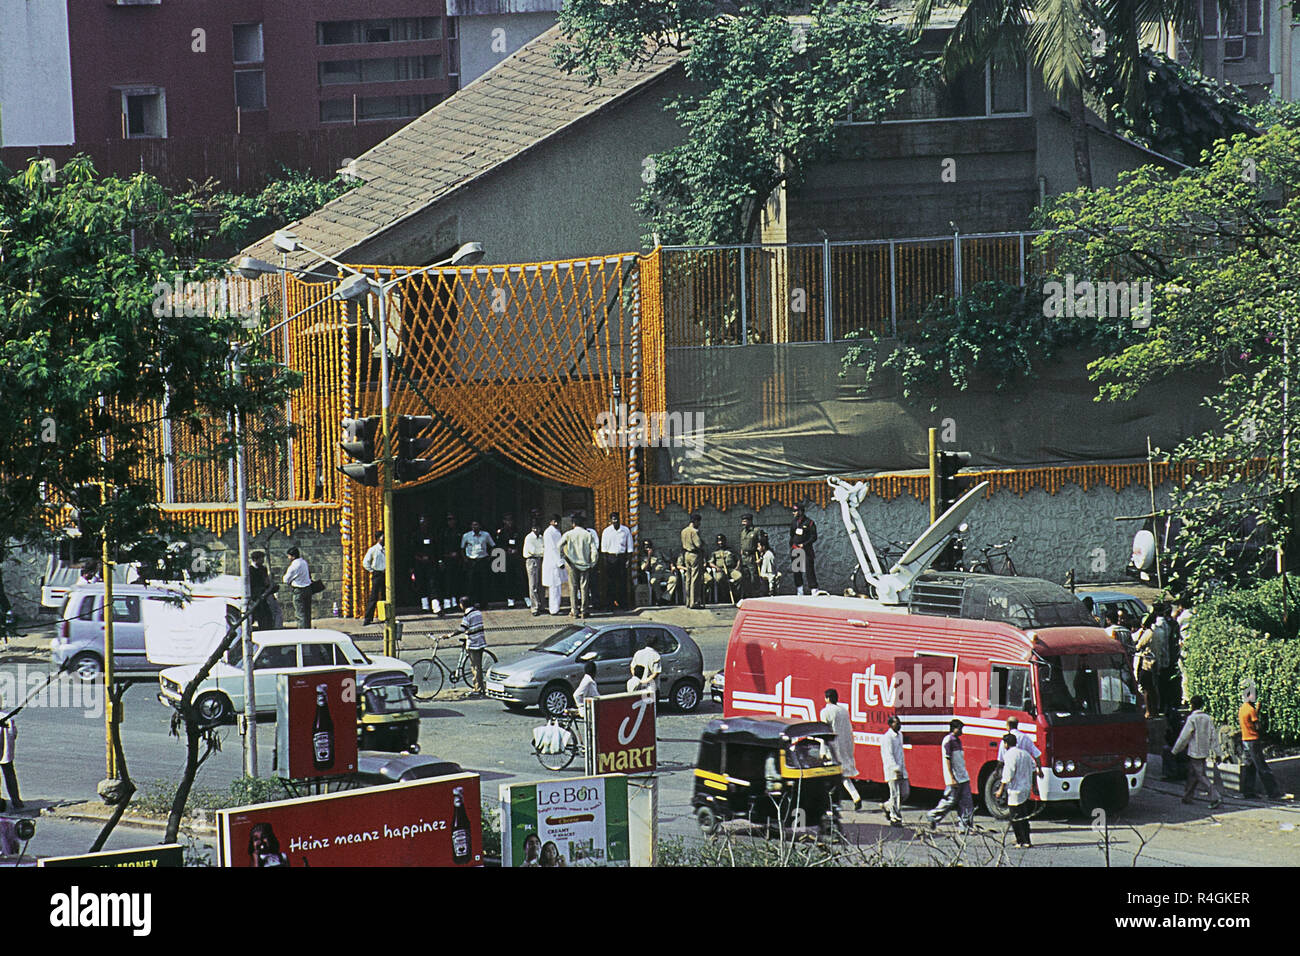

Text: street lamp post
xmin=243 ymin=235 xmax=484 ymax=660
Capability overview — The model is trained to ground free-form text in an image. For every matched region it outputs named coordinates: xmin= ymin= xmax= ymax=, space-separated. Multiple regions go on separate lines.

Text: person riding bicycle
xmin=453 ymin=596 xmax=488 ymax=696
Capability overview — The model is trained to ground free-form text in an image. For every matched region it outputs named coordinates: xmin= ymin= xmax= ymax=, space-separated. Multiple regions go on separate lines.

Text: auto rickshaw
xmin=356 ymin=672 xmax=421 ymax=753
xmin=691 ymin=717 xmax=842 ymax=835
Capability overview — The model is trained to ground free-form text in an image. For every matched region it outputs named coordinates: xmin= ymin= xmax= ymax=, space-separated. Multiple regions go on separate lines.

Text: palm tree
xmin=910 ymin=0 xmax=1209 ymax=188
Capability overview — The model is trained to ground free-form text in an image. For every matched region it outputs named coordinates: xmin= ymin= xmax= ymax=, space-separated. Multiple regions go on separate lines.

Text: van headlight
xmin=1054 ymin=759 xmax=1065 ymax=773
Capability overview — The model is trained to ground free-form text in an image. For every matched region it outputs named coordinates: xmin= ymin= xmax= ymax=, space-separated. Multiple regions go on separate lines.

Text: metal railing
xmin=660 ymin=231 xmax=1049 ymax=348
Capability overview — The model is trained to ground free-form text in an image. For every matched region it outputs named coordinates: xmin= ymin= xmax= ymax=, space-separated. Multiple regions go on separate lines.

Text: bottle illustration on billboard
xmin=313 ymin=683 xmax=335 ymax=770
xmin=452 ymin=785 xmax=471 ymax=863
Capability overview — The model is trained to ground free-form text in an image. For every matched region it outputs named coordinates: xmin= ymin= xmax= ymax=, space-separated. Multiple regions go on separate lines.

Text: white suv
xmin=158 ymin=629 xmax=412 ymax=723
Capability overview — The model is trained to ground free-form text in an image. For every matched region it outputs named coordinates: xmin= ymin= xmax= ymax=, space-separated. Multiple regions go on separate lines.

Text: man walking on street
xmin=361 ymin=532 xmax=385 ymax=627
xmin=0 ymin=695 xmax=22 ymax=811
xmin=523 ymin=519 xmax=547 ymax=616
xmin=738 ymin=514 xmax=762 ymax=598
xmin=680 ymin=513 xmax=705 ymax=609
xmin=600 ymin=512 xmax=634 ymax=611
xmin=454 ymin=596 xmax=488 ymax=696
xmin=1239 ymin=681 xmax=1292 ymax=800
xmin=789 ymin=503 xmax=818 ymax=594
xmin=1172 ymin=695 xmax=1223 ymax=809
xmin=997 ymin=734 xmax=1035 ymax=848
xmin=282 ymin=546 xmax=313 ymax=628
xmin=879 ymin=716 xmax=908 ymax=826
xmin=560 ymin=514 xmax=597 ymax=619
xmin=927 ymin=719 xmax=974 ymax=832
xmin=820 ymin=689 xmax=862 ymax=810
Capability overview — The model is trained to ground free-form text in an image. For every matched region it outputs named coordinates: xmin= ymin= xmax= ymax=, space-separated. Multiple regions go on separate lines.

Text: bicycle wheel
xmin=412 ymin=658 xmax=447 ymax=700
xmin=535 ymin=724 xmax=578 ymax=772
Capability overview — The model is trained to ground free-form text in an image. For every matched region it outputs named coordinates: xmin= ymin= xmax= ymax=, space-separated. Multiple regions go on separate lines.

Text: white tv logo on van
xmin=730 ymin=676 xmax=817 ymax=721
xmin=851 ymin=664 xmax=896 ymax=719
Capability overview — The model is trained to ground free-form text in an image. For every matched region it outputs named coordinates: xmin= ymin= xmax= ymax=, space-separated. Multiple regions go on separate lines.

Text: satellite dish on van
xmin=1131 ymin=529 xmax=1156 ymax=572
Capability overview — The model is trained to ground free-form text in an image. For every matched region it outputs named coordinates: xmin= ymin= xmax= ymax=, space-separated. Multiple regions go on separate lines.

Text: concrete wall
xmin=637 ymin=480 xmax=1176 ymax=594
xmin=458 ymin=12 xmax=558 ymax=87
xmin=349 ymin=71 xmax=692 ymax=264
xmin=0 ymin=0 xmax=75 ymax=146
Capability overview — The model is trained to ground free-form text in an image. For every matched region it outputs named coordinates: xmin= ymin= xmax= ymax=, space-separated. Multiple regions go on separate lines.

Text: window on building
xmin=316 ymin=18 xmax=439 ymax=45
xmin=843 ymin=60 xmax=1029 ymax=124
xmin=233 ymin=22 xmax=264 ymax=64
xmin=318 ymin=55 xmax=442 ymax=85
xmin=121 ymin=89 xmax=166 ymax=138
xmin=319 ymin=93 xmax=441 ymax=123
xmin=1222 ymin=0 xmax=1264 ymax=60
xmin=235 ymin=70 xmax=267 ymax=109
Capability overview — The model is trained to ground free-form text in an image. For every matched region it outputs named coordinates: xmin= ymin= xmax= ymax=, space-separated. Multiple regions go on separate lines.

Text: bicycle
xmin=967 ymin=537 xmax=1019 ymax=576
xmin=411 ymin=634 xmax=499 ymax=701
xmin=849 ymin=540 xmax=911 ymax=596
xmin=533 ymin=710 xmax=585 ymax=772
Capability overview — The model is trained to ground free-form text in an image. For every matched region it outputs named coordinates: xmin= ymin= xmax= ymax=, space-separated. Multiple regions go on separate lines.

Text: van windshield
xmin=1039 ymin=653 xmax=1140 ymax=721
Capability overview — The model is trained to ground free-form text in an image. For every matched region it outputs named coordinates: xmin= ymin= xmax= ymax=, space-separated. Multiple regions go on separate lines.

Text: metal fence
xmin=661 ymin=231 xmax=1050 ymax=348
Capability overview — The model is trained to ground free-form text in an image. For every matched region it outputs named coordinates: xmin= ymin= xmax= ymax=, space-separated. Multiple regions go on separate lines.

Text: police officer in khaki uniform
xmin=638 ymin=540 xmax=673 ymax=606
xmin=738 ymin=513 xmax=762 ymax=597
xmin=680 ymin=513 xmax=705 ymax=609
xmin=708 ymin=534 xmax=743 ymax=605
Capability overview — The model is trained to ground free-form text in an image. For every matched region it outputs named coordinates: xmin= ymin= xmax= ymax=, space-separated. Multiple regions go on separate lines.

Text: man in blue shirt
xmin=461 ymin=520 xmax=495 ymax=611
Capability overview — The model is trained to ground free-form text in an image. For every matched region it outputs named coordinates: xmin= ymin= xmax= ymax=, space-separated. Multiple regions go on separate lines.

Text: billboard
xmin=584 ymin=690 xmax=656 ymax=775
xmin=39 ymin=844 xmax=184 ymax=868
xmin=500 ymin=775 xmax=630 ymax=867
xmin=217 ymin=773 xmax=482 ymax=867
xmin=142 ymin=594 xmax=231 ymax=665
xmin=275 ymin=669 xmax=357 ymax=780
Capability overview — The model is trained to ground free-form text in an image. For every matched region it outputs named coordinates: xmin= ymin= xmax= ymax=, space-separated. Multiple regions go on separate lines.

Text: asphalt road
xmin=4 ymin=602 xmax=1299 ymax=866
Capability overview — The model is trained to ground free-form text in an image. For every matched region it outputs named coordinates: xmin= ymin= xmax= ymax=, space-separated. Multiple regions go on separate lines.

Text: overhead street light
xmin=255 ymin=232 xmax=485 ymax=658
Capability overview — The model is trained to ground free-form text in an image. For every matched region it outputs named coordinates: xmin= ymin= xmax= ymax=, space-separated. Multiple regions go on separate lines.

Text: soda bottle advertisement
xmin=276 ymin=669 xmax=356 ymax=780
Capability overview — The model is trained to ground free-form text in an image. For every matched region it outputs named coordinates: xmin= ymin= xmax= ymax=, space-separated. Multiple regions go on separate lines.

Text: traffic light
xmin=395 ymin=415 xmax=435 ymax=482
xmin=937 ymin=450 xmax=971 ymax=515
xmin=339 ymin=416 xmax=380 ymax=486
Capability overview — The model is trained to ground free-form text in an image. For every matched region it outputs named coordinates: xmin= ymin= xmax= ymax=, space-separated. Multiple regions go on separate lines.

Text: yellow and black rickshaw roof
xmin=701 ymin=717 xmax=834 ymax=746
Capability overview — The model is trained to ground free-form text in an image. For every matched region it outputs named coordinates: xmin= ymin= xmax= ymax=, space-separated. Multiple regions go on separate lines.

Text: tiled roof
xmin=241 ymin=26 xmax=682 ymax=270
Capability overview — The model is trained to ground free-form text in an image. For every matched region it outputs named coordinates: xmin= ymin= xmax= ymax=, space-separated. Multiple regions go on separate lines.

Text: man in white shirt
xmin=997 ymin=735 xmax=1036 ymax=847
xmin=523 ymin=519 xmax=547 ymax=617
xmin=757 ymin=539 xmax=781 ymax=596
xmin=460 ymin=521 xmax=495 ymax=611
xmin=631 ymin=638 xmax=662 ymax=699
xmin=282 ymin=546 xmax=312 ymax=628
xmin=541 ymin=515 xmax=567 ymax=616
xmin=879 ymin=715 xmax=909 ymax=826
xmin=361 ymin=532 xmax=385 ymax=627
xmin=819 ymin=689 xmax=861 ymax=810
xmin=1172 ymin=695 xmax=1223 ymax=809
xmin=995 ymin=716 xmax=1041 ymax=764
xmin=560 ymin=515 xmax=598 ymax=620
xmin=600 ymin=512 xmax=635 ymax=612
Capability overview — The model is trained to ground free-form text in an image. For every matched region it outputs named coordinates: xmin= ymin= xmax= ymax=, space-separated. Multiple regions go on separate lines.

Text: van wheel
xmin=696 ymin=805 xmax=720 ymax=836
xmin=195 ymin=692 xmax=233 ymax=724
xmin=539 ymin=683 xmax=573 ymax=718
xmin=980 ymin=765 xmax=1011 ymax=820
xmin=69 ymin=653 xmax=103 ymax=682
xmin=671 ymin=679 xmax=702 ymax=713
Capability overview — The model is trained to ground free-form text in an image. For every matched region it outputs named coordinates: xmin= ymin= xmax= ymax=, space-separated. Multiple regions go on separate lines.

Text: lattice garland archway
xmin=329 ymin=252 xmax=656 ymax=616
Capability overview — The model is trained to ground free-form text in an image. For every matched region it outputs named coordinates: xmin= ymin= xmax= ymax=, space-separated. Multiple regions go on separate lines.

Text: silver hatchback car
xmin=486 ymin=622 xmax=705 ymax=717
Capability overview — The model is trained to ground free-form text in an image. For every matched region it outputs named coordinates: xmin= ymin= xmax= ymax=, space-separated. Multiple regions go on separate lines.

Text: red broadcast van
xmin=722 ymin=573 xmax=1148 ymax=816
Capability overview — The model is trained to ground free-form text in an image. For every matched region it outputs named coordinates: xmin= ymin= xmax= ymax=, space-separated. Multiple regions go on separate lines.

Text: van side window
xmin=990 ymin=664 xmax=1031 ymax=710
xmin=96 ymin=596 xmax=141 ymax=623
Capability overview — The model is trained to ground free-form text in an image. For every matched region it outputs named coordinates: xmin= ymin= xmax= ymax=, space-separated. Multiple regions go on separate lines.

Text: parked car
xmin=1079 ymin=590 xmax=1149 ymax=625
xmin=158 ymin=629 xmax=412 ymax=723
xmin=353 ymin=752 xmax=462 ymax=788
xmin=52 ymin=583 xmax=239 ymax=682
xmin=486 ymin=622 xmax=705 ymax=717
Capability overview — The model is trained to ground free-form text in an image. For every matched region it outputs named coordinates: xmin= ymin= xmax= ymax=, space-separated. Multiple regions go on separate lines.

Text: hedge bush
xmin=1182 ymin=575 xmax=1300 ymax=744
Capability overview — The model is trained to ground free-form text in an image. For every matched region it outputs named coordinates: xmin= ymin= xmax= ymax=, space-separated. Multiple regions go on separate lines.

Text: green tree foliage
xmin=1182 ymin=576 xmax=1300 ymax=744
xmin=555 ymin=0 xmax=921 ymax=244
xmin=1035 ymin=120 xmax=1300 ymax=597
xmin=0 ymin=156 xmax=300 ymax=558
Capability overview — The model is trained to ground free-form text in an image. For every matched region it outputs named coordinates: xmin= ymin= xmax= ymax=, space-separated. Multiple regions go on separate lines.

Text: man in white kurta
xmin=820 ymin=689 xmax=861 ymax=810
xmin=541 ymin=515 xmax=567 ymax=616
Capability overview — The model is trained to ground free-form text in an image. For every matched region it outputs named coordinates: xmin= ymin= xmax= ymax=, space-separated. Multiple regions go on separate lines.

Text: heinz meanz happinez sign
xmin=584 ymin=691 xmax=656 ymax=775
